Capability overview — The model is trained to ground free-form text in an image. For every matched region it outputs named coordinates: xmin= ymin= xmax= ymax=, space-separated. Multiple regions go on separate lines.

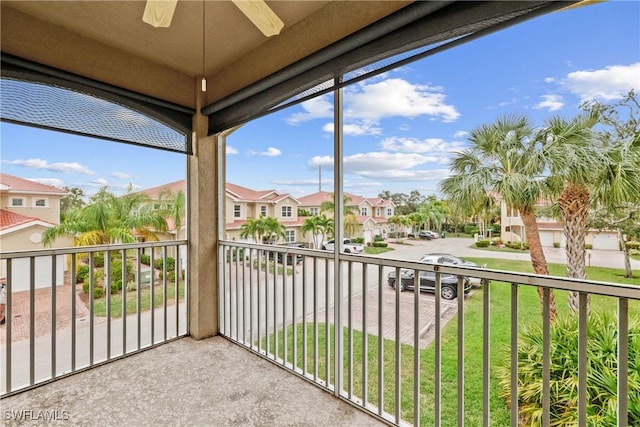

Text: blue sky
xmin=2 ymin=1 xmax=639 ymax=200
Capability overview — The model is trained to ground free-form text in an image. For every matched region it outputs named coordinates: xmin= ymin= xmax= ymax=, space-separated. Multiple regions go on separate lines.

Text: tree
xmin=60 ymin=187 xmax=86 ymax=220
xmin=388 ymin=215 xmax=411 ymax=240
xmin=239 ymin=216 xmax=286 ymax=244
xmin=43 ymin=186 xmax=167 ymax=246
xmin=320 ymin=193 xmax=359 ymax=237
xmin=158 ymin=188 xmax=186 ymax=240
xmin=301 ymin=214 xmax=334 ymax=249
xmin=441 ymin=115 xmax=558 ymax=320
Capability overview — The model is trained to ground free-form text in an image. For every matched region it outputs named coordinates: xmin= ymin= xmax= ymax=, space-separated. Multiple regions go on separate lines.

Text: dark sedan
xmin=273 ymin=243 xmax=305 ymax=264
xmin=387 ymin=269 xmax=471 ymax=300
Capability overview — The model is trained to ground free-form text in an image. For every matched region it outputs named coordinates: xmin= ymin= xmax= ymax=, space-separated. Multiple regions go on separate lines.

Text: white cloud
xmin=544 ymin=77 xmax=556 ymax=84
xmin=534 ymin=94 xmax=564 ymax=112
xmin=344 ymin=78 xmax=460 ymax=123
xmin=248 ymin=147 xmax=282 ymax=157
xmin=91 ymin=178 xmax=109 ymax=186
xmin=226 ymin=146 xmax=239 ymax=155
xmin=286 ymin=77 xmax=460 ymax=130
xmin=111 ymin=171 xmax=132 ymax=179
xmin=308 ymin=152 xmax=448 ymax=181
xmin=286 ymin=96 xmax=333 ymax=125
xmin=322 ymin=122 xmax=383 ymax=136
xmin=28 ymin=178 xmax=66 ymax=188
xmin=379 ymin=137 xmax=462 ymax=154
xmin=4 ymin=158 xmax=94 ymax=175
xmin=562 ymin=62 xmax=640 ymax=101
xmin=453 ymin=130 xmax=468 ymax=139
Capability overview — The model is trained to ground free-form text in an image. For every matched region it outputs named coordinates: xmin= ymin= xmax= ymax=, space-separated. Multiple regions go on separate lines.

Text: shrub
xmin=553 ymin=242 xmax=560 ymax=248
xmin=374 ymin=235 xmax=385 ymax=242
xmin=140 ymin=253 xmax=151 ymax=265
xmin=490 ymin=238 xmax=502 ymax=246
xmin=464 ymin=225 xmax=478 ymax=235
xmin=498 ymin=313 xmax=640 ymax=426
xmin=351 ymin=237 xmax=365 ymax=244
xmin=76 ymin=265 xmax=90 ymax=283
xmin=475 ymin=239 xmax=490 ymax=248
xmin=626 ymin=241 xmax=640 ymax=250
xmin=154 ymin=256 xmax=176 ymax=272
xmin=108 ymin=260 xmax=134 ymax=294
xmin=82 ymin=281 xmax=104 ymax=299
xmin=372 ymin=242 xmax=388 ymax=248
xmin=91 ymin=252 xmax=105 ymax=268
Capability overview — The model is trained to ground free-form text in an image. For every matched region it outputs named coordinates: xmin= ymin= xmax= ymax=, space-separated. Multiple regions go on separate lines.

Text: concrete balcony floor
xmin=2 ymin=336 xmax=384 ymax=426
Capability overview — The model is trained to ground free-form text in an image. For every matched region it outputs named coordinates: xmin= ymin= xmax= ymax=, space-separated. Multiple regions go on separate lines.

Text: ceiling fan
xmin=142 ymin=0 xmax=284 ymax=37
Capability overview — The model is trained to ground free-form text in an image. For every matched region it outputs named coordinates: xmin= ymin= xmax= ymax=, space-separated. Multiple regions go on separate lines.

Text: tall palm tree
xmin=441 ymin=115 xmax=558 ymax=320
xmin=43 ymin=186 xmax=167 ymax=246
xmin=535 ymin=113 xmax=601 ymax=312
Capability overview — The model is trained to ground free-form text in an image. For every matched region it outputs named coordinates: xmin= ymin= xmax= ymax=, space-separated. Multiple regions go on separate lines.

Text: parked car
xmin=322 ymin=238 xmax=364 ymax=254
xmin=271 ymin=242 xmax=305 ymax=264
xmin=387 ymin=269 xmax=471 ymax=299
xmin=419 ymin=253 xmax=478 ymax=267
xmin=408 ymin=231 xmax=438 ymax=240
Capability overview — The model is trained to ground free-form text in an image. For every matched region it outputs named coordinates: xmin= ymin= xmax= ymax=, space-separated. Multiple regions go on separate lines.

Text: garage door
xmin=591 ymin=233 xmax=619 ymax=250
xmin=7 ymin=256 xmax=66 ymax=292
xmin=539 ymin=231 xmax=555 ymax=247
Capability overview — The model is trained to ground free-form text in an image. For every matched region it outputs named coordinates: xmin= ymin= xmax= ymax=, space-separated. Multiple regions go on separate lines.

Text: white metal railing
xmin=0 ymin=241 xmax=188 ymax=396
xmin=218 ymin=240 xmax=638 ymax=427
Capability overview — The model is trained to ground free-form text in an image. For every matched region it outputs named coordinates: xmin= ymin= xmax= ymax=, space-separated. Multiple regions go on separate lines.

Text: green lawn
xmin=264 ymin=259 xmax=639 ymax=426
xmin=92 ymin=280 xmax=185 ymax=317
xmin=365 ymin=246 xmax=394 ymax=255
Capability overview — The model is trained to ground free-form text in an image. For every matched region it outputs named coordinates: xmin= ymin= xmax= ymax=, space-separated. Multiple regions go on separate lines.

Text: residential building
xmin=297 ymin=191 xmax=396 ymax=243
xmin=500 ymin=199 xmax=619 ymax=250
xmin=0 ymin=173 xmax=71 ymax=291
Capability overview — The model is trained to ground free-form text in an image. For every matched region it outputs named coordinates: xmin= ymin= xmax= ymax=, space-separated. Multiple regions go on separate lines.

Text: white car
xmin=322 ymin=238 xmax=364 ymax=254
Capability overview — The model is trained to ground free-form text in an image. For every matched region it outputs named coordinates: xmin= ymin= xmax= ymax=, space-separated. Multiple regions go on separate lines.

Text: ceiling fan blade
xmin=143 ymin=0 xmax=178 ymax=28
xmin=231 ymin=0 xmax=284 ymax=37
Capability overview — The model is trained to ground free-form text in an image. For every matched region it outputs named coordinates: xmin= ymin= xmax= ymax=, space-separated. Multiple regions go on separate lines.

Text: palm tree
xmin=43 ymin=186 xmax=167 ymax=246
xmin=158 ymin=188 xmax=186 ymax=240
xmin=535 ymin=113 xmax=601 ymax=312
xmin=388 ymin=215 xmax=411 ymax=240
xmin=239 ymin=217 xmax=267 ymax=243
xmin=262 ymin=216 xmax=286 ymax=244
xmin=441 ymin=115 xmax=558 ymax=320
xmin=320 ymin=193 xmax=359 ymax=237
xmin=301 ymin=214 xmax=334 ymax=249
xmin=408 ymin=212 xmax=423 ymax=235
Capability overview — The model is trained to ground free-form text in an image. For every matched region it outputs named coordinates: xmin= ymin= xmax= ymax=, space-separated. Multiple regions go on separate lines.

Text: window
xmin=309 ymin=207 xmax=319 ymax=215
xmin=260 ymin=205 xmax=267 ymax=217
xmin=361 ymin=207 xmax=368 ymax=216
xmin=34 ymin=198 xmax=47 ymax=207
xmin=285 ymin=230 xmax=295 ymax=242
xmin=234 ymin=205 xmax=241 ymax=218
xmin=387 ymin=208 xmax=392 ymax=216
xmin=11 ymin=198 xmax=24 ymax=207
xmin=153 ymin=203 xmax=161 ymax=210
xmin=281 ymin=205 xmax=292 ymax=217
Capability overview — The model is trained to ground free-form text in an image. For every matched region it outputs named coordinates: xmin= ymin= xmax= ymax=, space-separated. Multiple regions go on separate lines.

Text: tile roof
xmin=136 ymin=180 xmax=186 ymax=199
xmin=0 ymin=209 xmax=52 ymax=231
xmin=0 ymin=173 xmax=67 ymax=194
